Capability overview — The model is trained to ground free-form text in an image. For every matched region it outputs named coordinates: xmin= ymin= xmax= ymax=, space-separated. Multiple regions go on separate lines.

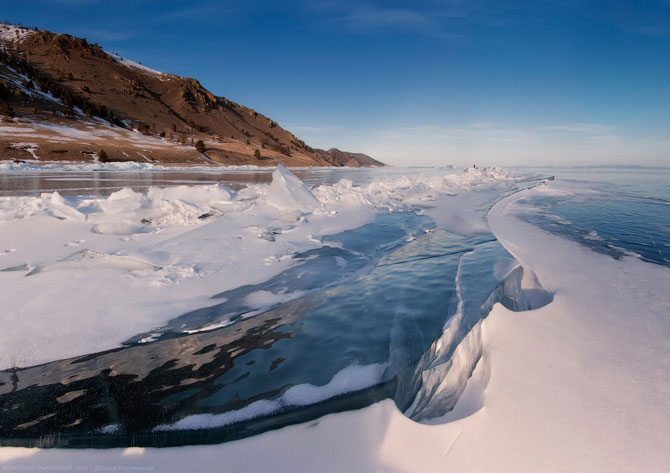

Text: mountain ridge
xmin=0 ymin=24 xmax=383 ymax=168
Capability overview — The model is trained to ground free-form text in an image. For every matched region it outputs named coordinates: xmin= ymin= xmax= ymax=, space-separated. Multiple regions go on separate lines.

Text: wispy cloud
xmin=336 ymin=5 xmax=461 ymax=40
xmin=543 ymin=123 xmax=615 ymax=134
xmin=343 ymin=7 xmax=433 ymax=29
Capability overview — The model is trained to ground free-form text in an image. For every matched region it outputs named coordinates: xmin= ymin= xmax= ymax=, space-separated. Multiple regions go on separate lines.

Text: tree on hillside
xmin=98 ymin=149 xmax=108 ymax=162
xmin=254 ymin=149 xmax=261 ymax=159
xmin=195 ymin=140 xmax=205 ymax=153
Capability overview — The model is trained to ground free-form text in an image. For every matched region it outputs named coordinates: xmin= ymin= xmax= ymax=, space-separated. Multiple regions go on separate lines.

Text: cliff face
xmin=0 ymin=25 xmax=383 ymax=167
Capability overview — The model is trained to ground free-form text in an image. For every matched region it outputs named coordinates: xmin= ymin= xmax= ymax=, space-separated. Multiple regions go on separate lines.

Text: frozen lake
xmin=1 ymin=164 xmax=544 ymax=447
xmin=1 ymin=164 xmax=667 ymax=451
xmin=513 ymin=167 xmax=670 ymax=266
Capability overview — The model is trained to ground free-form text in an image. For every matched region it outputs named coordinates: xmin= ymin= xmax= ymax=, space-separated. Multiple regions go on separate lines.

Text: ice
xmin=0 ymin=160 xmax=287 ymax=173
xmin=244 ymin=289 xmax=306 ymax=308
xmin=265 ymin=163 xmax=321 ymax=212
xmin=154 ymin=400 xmax=282 ymax=431
xmin=42 ymin=192 xmax=84 ymax=221
xmin=154 ymin=363 xmax=387 ymax=431
xmin=2 ymin=167 xmax=667 ymax=471
xmin=0 ymin=165 xmax=525 ymax=370
xmin=142 ymin=178 xmax=669 ymax=472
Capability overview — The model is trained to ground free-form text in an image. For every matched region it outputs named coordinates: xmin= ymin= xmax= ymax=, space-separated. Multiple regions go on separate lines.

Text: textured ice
xmin=0 ymin=165 xmax=525 ymax=369
xmin=265 ymin=164 xmax=320 ymax=212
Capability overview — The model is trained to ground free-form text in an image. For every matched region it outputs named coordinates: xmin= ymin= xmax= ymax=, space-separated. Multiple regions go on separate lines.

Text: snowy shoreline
xmin=0 ymin=160 xmax=363 ymax=172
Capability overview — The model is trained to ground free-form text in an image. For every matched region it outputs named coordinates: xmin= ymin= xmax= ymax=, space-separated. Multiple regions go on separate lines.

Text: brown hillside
xmin=315 ymin=148 xmax=385 ymax=167
xmin=0 ymin=24 xmax=383 ymax=167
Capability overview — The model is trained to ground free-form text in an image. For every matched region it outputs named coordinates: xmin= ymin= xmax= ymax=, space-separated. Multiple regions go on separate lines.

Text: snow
xmin=0 ymin=24 xmax=33 ymax=43
xmin=0 ymin=120 xmax=194 ymax=154
xmin=154 ymin=363 xmax=387 ymax=431
xmin=154 ymin=400 xmax=282 ymax=432
xmin=0 ymin=126 xmax=36 ymax=134
xmin=0 ymin=64 xmax=64 ymax=105
xmin=26 ymin=249 xmax=159 ymax=276
xmin=282 ymin=362 xmax=387 ymax=406
xmin=1 ymin=173 xmax=668 ymax=471
xmin=9 ymin=142 xmax=40 ymax=160
xmin=108 ymin=52 xmax=167 ymax=78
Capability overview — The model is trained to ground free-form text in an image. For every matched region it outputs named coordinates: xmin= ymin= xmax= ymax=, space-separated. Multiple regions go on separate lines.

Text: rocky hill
xmin=316 ymin=148 xmax=384 ymax=167
xmin=0 ymin=24 xmax=383 ymax=167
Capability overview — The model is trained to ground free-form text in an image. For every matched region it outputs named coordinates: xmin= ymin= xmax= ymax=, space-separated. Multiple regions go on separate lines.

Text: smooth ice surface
xmin=516 ymin=180 xmax=670 ymax=266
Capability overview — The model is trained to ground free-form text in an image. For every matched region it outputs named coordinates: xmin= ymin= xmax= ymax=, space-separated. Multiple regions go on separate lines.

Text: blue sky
xmin=3 ymin=0 xmax=669 ymax=166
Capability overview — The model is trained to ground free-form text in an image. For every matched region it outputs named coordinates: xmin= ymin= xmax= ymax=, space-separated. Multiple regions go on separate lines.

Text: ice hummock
xmin=265 ymin=163 xmax=321 ymax=212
